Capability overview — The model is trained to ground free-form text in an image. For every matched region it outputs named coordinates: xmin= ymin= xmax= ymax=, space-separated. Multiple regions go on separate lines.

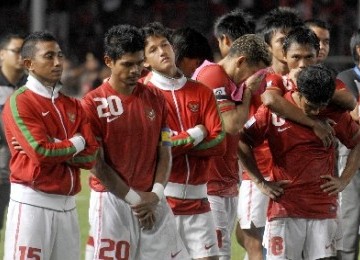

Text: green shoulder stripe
xmin=10 ymin=87 xmax=77 ymax=157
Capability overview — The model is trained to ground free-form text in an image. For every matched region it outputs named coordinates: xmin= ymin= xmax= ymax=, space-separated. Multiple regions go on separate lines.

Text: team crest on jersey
xmin=145 ymin=108 xmax=156 ymax=121
xmin=67 ymin=112 xmax=76 ymax=123
xmin=187 ymin=101 xmax=199 ymax=113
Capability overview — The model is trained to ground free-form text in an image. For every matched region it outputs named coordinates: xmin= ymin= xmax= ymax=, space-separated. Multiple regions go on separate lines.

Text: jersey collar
xmin=150 ymin=69 xmax=187 ymax=91
xmin=26 ymin=74 xmax=62 ymax=99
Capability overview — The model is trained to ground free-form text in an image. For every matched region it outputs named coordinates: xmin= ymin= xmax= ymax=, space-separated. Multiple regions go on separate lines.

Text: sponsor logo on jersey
xmin=187 ymin=101 xmax=199 ymax=113
xmin=42 ymin=111 xmax=50 ymax=117
xmin=145 ymin=108 xmax=156 ymax=121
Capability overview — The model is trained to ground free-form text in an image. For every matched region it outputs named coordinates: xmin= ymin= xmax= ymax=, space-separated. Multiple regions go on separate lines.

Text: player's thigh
xmin=263 ymin=218 xmax=306 ymax=260
xmin=4 ymin=200 xmax=54 ymax=260
xmin=91 ymin=191 xmax=139 ymax=260
xmin=138 ymin=199 xmax=190 ymax=260
xmin=208 ymin=195 xmax=237 ymax=256
xmin=50 ymin=209 xmax=80 ymax=260
xmin=304 ymin=219 xmax=341 ymax=260
xmin=238 ymin=180 xmax=269 ymax=229
xmin=175 ymin=212 xmax=219 ymax=259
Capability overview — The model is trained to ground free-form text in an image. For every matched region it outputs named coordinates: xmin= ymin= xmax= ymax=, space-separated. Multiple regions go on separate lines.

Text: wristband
xmin=187 ymin=126 xmax=205 ymax=146
xmin=152 ymin=183 xmax=165 ymax=201
xmin=124 ymin=188 xmax=141 ymax=205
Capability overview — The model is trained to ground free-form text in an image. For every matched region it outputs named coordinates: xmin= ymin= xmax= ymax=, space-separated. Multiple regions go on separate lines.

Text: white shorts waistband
xmin=10 ymin=183 xmax=76 ymax=211
xmin=164 ymin=182 xmax=207 ymax=199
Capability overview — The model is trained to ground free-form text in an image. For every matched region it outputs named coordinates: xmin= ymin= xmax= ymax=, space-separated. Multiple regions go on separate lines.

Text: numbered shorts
xmin=238 ymin=179 xmax=269 ymax=229
xmin=263 ymin=218 xmax=342 ymax=260
xmin=174 ymin=211 xmax=219 ymax=259
xmin=89 ymin=190 xmax=189 ymax=260
xmin=4 ymin=199 xmax=80 ymax=260
xmin=208 ymin=195 xmax=238 ymax=257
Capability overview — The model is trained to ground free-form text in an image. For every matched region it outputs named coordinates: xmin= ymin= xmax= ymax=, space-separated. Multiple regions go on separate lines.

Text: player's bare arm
xmin=320 ymin=131 xmax=360 ymax=195
xmin=221 ymin=70 xmax=267 ymax=135
xmin=261 ymin=89 xmax=334 ymax=147
xmin=238 ymin=138 xmax=289 ymax=200
xmin=332 ymin=89 xmax=357 ymax=111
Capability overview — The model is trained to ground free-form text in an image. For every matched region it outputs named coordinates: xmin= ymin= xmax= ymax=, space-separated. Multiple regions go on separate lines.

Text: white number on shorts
xmin=94 ymin=96 xmax=124 ymax=118
xmin=19 ymin=246 xmax=41 ymax=260
xmin=99 ymin=238 xmax=130 ymax=260
xmin=271 ymin=113 xmax=285 ymax=126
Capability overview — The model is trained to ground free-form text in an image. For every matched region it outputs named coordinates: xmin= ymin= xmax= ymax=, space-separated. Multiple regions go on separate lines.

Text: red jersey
xmin=192 ymin=61 xmax=240 ymax=196
xmin=145 ymin=70 xmax=225 ymax=214
xmin=2 ymin=75 xmax=98 ymax=195
xmin=240 ymin=91 xmax=360 ymax=220
xmin=82 ymin=81 xmax=168 ymax=192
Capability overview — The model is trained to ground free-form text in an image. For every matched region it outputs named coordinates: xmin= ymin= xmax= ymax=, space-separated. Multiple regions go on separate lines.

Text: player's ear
xmin=23 ymin=58 xmax=32 ymax=71
xmin=236 ymin=56 xmax=246 ymax=68
xmin=104 ymin=56 xmax=113 ymax=69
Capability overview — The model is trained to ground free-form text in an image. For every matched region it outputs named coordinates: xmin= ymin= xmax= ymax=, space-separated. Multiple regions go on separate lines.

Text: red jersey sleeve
xmin=265 ymin=73 xmax=287 ymax=94
xmin=195 ymin=64 xmax=236 ymax=113
xmin=240 ymin=104 xmax=270 ymax=148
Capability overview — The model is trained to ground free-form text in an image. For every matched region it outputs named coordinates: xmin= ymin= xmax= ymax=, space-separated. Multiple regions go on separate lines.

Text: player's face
xmin=0 ymin=38 xmax=24 ymax=71
xmin=310 ymin=26 xmax=330 ymax=63
xmin=144 ymin=36 xmax=177 ymax=76
xmin=300 ymin=95 xmax=328 ymax=116
xmin=25 ymin=41 xmax=64 ymax=87
xmin=269 ymin=30 xmax=288 ymax=63
xmin=107 ymin=51 xmax=144 ymax=88
xmin=284 ymin=43 xmax=317 ymax=71
xmin=233 ymin=60 xmax=267 ymax=85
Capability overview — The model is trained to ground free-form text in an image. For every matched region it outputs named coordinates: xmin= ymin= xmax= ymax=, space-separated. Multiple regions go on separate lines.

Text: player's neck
xmin=108 ymin=77 xmax=135 ymax=96
xmin=1 ymin=66 xmax=24 ymax=86
xmin=271 ymin=59 xmax=289 ymax=75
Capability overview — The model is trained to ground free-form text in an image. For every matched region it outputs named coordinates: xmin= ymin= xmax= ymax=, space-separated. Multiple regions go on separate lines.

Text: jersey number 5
xmin=94 ymin=96 xmax=124 ymax=118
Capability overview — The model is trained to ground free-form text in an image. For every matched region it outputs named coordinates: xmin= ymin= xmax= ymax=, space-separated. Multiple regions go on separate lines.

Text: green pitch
xmin=0 ymin=171 xmax=246 ymax=259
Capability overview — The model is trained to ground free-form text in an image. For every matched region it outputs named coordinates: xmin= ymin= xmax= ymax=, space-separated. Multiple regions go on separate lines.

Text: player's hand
xmin=255 ymin=179 xmax=290 ymax=200
xmin=288 ymin=68 xmax=302 ymax=83
xmin=320 ymin=175 xmax=348 ymax=196
xmin=131 ymin=191 xmax=158 ymax=229
xmin=312 ymin=119 xmax=335 ymax=148
xmin=11 ymin=137 xmax=26 ymax=154
xmin=245 ymin=69 xmax=267 ymax=94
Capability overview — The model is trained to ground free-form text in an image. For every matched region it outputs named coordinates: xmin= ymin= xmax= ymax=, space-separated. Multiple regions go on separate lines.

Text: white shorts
xmin=238 ymin=179 xmax=269 ymax=228
xmin=174 ymin=211 xmax=219 ymax=258
xmin=263 ymin=218 xmax=342 ymax=260
xmin=208 ymin=195 xmax=238 ymax=257
xmin=89 ymin=190 xmax=189 ymax=260
xmin=4 ymin=199 xmax=80 ymax=260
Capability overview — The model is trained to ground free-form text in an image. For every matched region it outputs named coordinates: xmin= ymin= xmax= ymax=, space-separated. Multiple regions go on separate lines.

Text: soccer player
xmin=239 ymin=64 xmax=360 ymax=260
xmin=235 ymin=8 xmax=304 ymax=259
xmin=305 ymin=19 xmax=331 ymax=63
xmin=193 ymin=34 xmax=271 ymax=260
xmin=82 ymin=24 xmax=189 ymax=260
xmin=256 ymin=7 xmax=304 ymax=75
xmin=214 ymin=8 xmax=255 ymax=58
xmin=142 ymin=21 xmax=225 ymax=260
xmin=2 ymin=31 xmax=98 ymax=259
xmin=336 ymin=29 xmax=360 ymax=260
xmin=171 ymin=27 xmax=213 ymax=77
xmin=0 ymin=32 xmax=26 ymax=237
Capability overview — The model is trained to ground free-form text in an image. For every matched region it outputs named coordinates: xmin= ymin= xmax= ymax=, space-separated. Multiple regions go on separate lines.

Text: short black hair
xmin=171 ymin=27 xmax=213 ymax=64
xmin=21 ymin=31 xmax=57 ymax=59
xmin=283 ymin=27 xmax=320 ymax=54
xmin=350 ymin=29 xmax=360 ymax=63
xmin=305 ymin=19 xmax=330 ymax=31
xmin=104 ymin=24 xmax=145 ymax=60
xmin=214 ymin=9 xmax=255 ymax=42
xmin=0 ymin=33 xmax=24 ymax=50
xmin=297 ymin=65 xmax=335 ymax=105
xmin=228 ymin=34 xmax=271 ymax=67
xmin=142 ymin=22 xmax=172 ymax=44
xmin=256 ymin=7 xmax=304 ymax=45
